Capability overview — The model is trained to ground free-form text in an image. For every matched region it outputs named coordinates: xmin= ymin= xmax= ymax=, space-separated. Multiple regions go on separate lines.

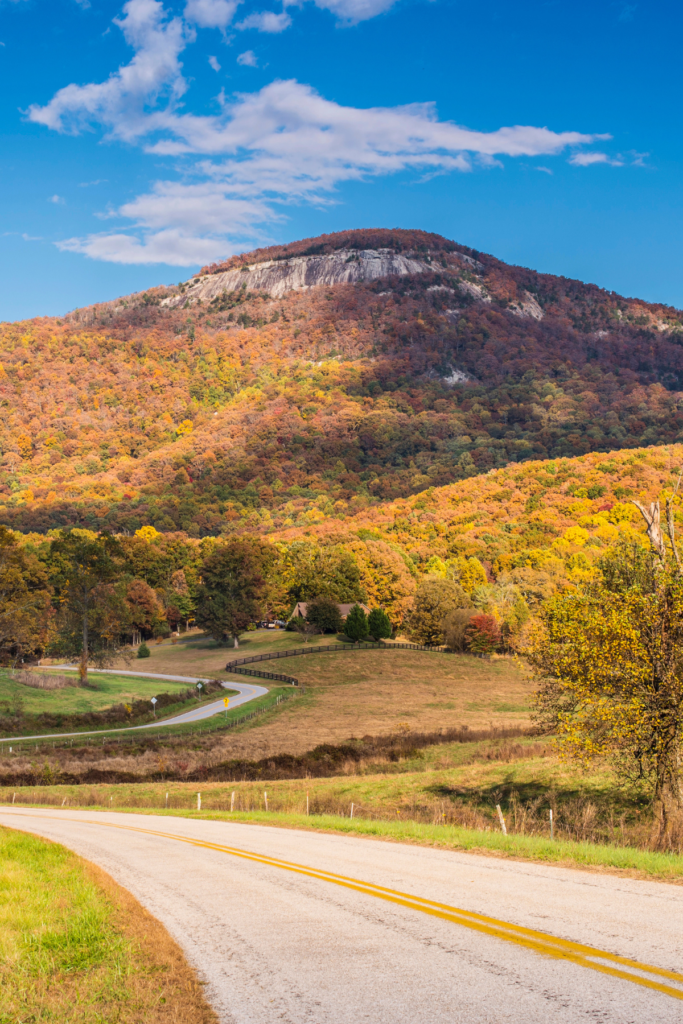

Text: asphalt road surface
xmin=1 ymin=808 xmax=682 ymax=1023
xmin=0 ymin=671 xmax=268 ymax=742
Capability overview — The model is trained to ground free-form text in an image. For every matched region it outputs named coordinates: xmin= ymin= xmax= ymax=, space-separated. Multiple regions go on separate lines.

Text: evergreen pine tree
xmin=344 ymin=604 xmax=369 ymax=642
xmin=367 ymin=607 xmax=392 ymax=640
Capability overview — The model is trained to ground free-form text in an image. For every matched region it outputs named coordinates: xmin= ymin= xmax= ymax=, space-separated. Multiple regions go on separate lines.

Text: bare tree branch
xmin=632 ymin=500 xmax=667 ymax=563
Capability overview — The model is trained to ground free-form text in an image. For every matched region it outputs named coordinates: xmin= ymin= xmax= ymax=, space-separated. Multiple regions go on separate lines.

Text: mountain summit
xmin=2 ymin=228 xmax=683 ymax=537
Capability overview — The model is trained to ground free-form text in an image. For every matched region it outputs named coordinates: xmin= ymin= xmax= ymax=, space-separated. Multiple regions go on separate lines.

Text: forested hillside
xmin=2 ymin=227 xmax=683 ymax=537
xmin=5 ymin=442 xmax=679 ymax=659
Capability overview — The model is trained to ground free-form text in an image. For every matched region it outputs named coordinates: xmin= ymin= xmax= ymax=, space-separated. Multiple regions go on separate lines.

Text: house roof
xmin=291 ymin=601 xmax=370 ymax=618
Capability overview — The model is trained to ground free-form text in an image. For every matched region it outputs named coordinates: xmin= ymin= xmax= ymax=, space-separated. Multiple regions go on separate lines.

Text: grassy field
xmin=105 ymin=627 xmax=350 ymax=679
xmin=0 ymin=638 xmax=533 ymax=767
xmin=0 ymin=669 xmax=194 ymax=716
xmin=1 ymin=735 xmax=660 ymax=851
xmin=211 ymin=648 xmax=533 ymax=762
xmin=0 ymin=825 xmax=217 ymax=1023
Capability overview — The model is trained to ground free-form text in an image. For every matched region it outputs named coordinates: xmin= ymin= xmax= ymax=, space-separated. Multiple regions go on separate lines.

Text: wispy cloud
xmin=28 ymin=0 xmax=614 ymax=266
xmin=237 ymin=9 xmax=291 ymax=31
xmin=535 ymin=166 xmax=553 ymax=175
xmin=49 ymin=194 xmax=66 ymax=204
xmin=302 ymin=0 xmax=400 ymax=24
xmin=569 ymin=151 xmax=623 ymax=167
xmin=237 ymin=49 xmax=258 ymax=65
xmin=208 ymin=54 xmax=221 ymax=70
xmin=184 ymin=0 xmax=240 ymax=29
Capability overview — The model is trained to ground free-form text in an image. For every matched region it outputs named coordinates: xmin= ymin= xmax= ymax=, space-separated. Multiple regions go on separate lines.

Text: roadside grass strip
xmin=0 ymin=825 xmax=216 ymax=1023
xmin=12 ymin=813 xmax=683 ymax=1003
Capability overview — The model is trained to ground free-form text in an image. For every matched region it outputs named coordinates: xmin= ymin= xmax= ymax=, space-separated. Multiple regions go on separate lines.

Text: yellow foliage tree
xmin=528 ymin=510 xmax=683 ymax=850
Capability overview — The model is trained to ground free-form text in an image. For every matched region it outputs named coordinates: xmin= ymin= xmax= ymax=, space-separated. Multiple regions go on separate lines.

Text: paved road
xmin=0 ymin=670 xmax=268 ymax=742
xmin=1 ymin=808 xmax=681 ymax=1023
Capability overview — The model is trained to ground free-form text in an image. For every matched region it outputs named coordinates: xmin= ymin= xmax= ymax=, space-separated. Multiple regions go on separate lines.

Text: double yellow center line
xmin=15 ymin=814 xmax=683 ymax=1002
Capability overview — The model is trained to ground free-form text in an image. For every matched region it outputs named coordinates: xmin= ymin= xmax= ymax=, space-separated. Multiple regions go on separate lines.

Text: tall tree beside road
xmin=195 ymin=538 xmax=272 ymax=647
xmin=48 ymin=531 xmax=126 ymax=684
xmin=528 ymin=525 xmax=683 ymax=850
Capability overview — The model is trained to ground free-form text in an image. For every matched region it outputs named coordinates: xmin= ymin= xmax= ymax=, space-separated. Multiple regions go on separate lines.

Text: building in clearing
xmin=290 ymin=601 xmax=371 ymax=620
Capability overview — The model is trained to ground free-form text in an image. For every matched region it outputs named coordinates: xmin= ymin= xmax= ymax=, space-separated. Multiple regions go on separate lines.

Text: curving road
xmin=1 ymin=808 xmax=682 ymax=1023
xmin=0 ymin=669 xmax=268 ymax=742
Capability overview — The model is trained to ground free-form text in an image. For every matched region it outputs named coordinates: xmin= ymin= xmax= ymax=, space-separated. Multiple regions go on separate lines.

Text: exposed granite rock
xmin=163 ymin=248 xmax=434 ymax=306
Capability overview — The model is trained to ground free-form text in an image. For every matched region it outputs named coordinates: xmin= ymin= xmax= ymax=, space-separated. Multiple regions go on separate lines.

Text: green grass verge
xmin=0 ymin=825 xmax=217 ymax=1023
xmin=0 ymin=685 xmax=295 ymax=746
xmin=0 ymin=669 xmax=192 ymax=716
xmin=0 ymin=827 xmax=138 ymax=1022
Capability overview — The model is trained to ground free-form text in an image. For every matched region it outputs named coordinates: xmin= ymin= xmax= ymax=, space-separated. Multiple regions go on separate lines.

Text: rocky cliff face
xmin=164 ymin=248 xmax=435 ymax=306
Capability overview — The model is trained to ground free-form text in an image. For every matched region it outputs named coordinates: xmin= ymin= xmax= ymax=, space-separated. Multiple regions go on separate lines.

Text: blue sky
xmin=1 ymin=0 xmax=681 ymax=320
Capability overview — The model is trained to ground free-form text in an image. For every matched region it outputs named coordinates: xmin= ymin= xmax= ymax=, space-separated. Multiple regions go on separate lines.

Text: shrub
xmin=443 ymin=608 xmax=476 ymax=652
xmin=367 ymin=607 xmax=392 ymax=640
xmin=344 ymin=604 xmax=369 ymax=642
xmin=305 ymin=596 xmax=344 ymax=634
xmin=137 ymin=642 xmax=151 ymax=659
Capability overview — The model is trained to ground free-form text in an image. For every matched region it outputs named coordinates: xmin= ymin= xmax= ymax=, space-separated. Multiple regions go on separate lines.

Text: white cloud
xmin=119 ymin=180 xmax=272 ymax=233
xmin=57 ymin=229 xmax=229 ymax=265
xmin=237 ymin=9 xmax=291 ymax=31
xmin=28 ymin=0 xmax=190 ymax=142
xmin=305 ymin=0 xmax=399 ymax=24
xmin=535 ymin=166 xmax=553 ymax=175
xmin=569 ymin=151 xmax=623 ymax=167
xmin=29 ymin=1 xmax=613 ymax=266
xmin=49 ymin=194 xmax=66 ymax=204
xmin=237 ymin=49 xmax=258 ymax=65
xmin=184 ymin=0 xmax=240 ymax=28
xmin=208 ymin=54 xmax=221 ymax=70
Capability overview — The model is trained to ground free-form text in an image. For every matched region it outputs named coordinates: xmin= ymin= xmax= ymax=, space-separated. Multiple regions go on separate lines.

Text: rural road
xmin=1 ymin=808 xmax=682 ymax=1022
xmin=0 ymin=671 xmax=268 ymax=743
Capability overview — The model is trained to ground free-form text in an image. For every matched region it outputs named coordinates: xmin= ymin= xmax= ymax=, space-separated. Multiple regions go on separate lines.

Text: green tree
xmin=306 ymin=596 xmax=343 ymax=634
xmin=280 ymin=542 xmax=364 ymax=603
xmin=344 ymin=604 xmax=369 ymax=643
xmin=195 ymin=538 xmax=272 ymax=647
xmin=407 ymin=578 xmax=470 ymax=645
xmin=48 ymin=530 xmax=126 ymax=684
xmin=367 ymin=607 xmax=392 ymax=640
xmin=528 ymin=536 xmax=683 ymax=850
xmin=0 ymin=527 xmax=52 ymax=666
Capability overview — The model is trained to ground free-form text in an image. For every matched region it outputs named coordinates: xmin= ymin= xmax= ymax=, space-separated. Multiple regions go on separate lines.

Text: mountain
xmin=2 ymin=227 xmax=683 ymax=537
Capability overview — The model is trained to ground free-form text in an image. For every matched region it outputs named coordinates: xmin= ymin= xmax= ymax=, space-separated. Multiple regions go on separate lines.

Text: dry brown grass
xmin=202 ymin=650 xmax=533 ymax=762
xmin=7 ymin=646 xmax=532 ymax=780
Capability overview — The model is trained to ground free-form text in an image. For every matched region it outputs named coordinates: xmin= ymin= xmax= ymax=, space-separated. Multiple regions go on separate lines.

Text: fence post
xmin=549 ymin=808 xmax=554 ymax=839
xmin=231 ymin=791 xmax=235 ymax=812
xmin=264 ymin=791 xmax=268 ymax=812
xmin=496 ymin=804 xmax=507 ymax=835
xmin=197 ymin=793 xmax=201 ymax=811
xmin=306 ymin=791 xmax=309 ymax=815
xmin=350 ymin=803 xmax=354 ymax=819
